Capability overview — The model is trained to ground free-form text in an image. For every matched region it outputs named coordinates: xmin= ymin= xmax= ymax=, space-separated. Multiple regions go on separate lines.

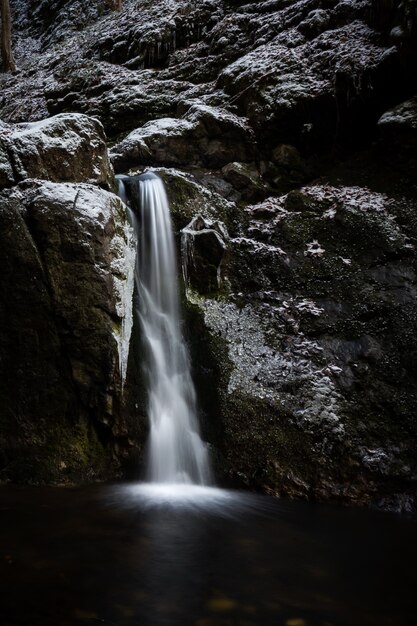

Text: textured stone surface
xmin=378 ymin=96 xmax=417 ymax=170
xmin=0 ymin=0 xmax=415 ymax=508
xmin=181 ymin=215 xmax=228 ymax=294
xmin=185 ymin=183 xmax=417 ymax=510
xmin=0 ymin=113 xmax=113 ymax=187
xmin=111 ymin=104 xmax=256 ymax=171
xmin=0 ymin=140 xmax=14 ymax=188
xmin=0 ymin=156 xmax=137 ymax=483
xmin=3 ymin=0 xmax=414 ymax=154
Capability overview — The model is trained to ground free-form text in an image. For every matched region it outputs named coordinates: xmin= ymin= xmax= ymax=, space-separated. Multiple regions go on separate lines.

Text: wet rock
xmin=181 ymin=215 xmax=229 ymax=294
xmin=0 ymin=180 xmax=136 ymax=483
xmin=185 ymin=182 xmax=417 ymax=506
xmin=23 ymin=181 xmax=135 ymax=395
xmin=0 ymin=139 xmax=14 ymax=188
xmin=124 ymin=166 xmax=236 ymax=231
xmin=0 ymin=0 xmax=416 ymax=507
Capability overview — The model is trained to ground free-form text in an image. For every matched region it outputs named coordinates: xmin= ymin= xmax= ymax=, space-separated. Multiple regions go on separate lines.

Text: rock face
xmin=378 ymin=96 xmax=417 ymax=171
xmin=140 ymin=163 xmax=417 ymax=511
xmin=0 ymin=114 xmax=139 ymax=484
xmin=0 ymin=0 xmax=415 ymax=508
xmin=181 ymin=215 xmax=229 ymax=294
xmin=0 ymin=113 xmax=113 ymax=187
xmin=110 ymin=104 xmax=256 ymax=171
xmin=184 ymin=182 xmax=417 ymax=511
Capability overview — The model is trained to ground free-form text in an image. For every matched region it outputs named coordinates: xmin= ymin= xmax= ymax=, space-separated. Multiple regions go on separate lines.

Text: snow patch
xmin=305 ymin=240 xmax=325 ymax=257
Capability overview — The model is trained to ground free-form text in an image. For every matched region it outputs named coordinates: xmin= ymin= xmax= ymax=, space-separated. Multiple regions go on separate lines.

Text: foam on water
xmin=120 ymin=482 xmax=231 ymax=508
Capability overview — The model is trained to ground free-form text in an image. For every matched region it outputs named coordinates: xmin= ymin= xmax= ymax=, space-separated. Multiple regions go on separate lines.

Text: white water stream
xmin=118 ymin=173 xmax=212 ymax=486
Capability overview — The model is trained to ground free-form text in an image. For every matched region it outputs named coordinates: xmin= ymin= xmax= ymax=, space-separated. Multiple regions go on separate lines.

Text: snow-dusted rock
xmin=110 ymin=104 xmax=256 ymax=171
xmin=23 ymin=181 xmax=135 ymax=399
xmin=0 ymin=180 xmax=136 ymax=483
xmin=1 ymin=0 xmax=416 ymax=509
xmin=379 ymin=96 xmax=417 ymax=133
xmin=378 ymin=96 xmax=417 ymax=163
xmin=181 ymin=215 xmax=228 ymax=294
xmin=184 ymin=182 xmax=417 ymax=508
xmin=218 ymin=21 xmax=399 ymax=149
xmin=0 ymin=113 xmax=113 ymax=187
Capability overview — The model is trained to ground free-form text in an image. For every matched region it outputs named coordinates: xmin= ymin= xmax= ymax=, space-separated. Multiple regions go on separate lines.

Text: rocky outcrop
xmin=110 ymin=104 xmax=256 ymax=171
xmin=0 ymin=113 xmax=113 ymax=188
xmin=183 ymin=183 xmax=417 ymax=511
xmin=0 ymin=113 xmax=138 ymax=484
xmin=0 ymin=0 xmax=415 ymax=509
xmin=4 ymin=0 xmax=415 ymax=154
xmin=218 ymin=19 xmax=401 ymax=151
xmin=181 ymin=215 xmax=229 ymax=294
xmin=378 ymin=96 xmax=417 ymax=171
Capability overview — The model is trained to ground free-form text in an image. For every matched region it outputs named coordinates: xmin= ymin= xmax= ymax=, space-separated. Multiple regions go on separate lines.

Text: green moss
xmin=219 ymin=391 xmax=320 ymax=495
xmin=0 ymin=413 xmax=117 ymax=486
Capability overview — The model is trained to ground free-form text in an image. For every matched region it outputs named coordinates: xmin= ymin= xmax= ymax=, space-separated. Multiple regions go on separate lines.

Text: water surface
xmin=0 ymin=484 xmax=415 ymax=626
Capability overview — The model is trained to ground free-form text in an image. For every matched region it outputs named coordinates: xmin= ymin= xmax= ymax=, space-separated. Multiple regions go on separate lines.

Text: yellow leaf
xmin=207 ymin=597 xmax=238 ymax=612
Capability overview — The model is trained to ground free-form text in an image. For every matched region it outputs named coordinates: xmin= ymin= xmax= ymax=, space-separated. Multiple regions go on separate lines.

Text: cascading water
xmin=118 ymin=173 xmax=212 ymax=486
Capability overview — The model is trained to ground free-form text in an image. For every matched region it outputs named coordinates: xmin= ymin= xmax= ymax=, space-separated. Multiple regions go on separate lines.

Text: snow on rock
xmin=305 ymin=240 xmax=325 ymax=257
xmin=199 ymin=297 xmax=345 ymax=446
xmin=378 ymin=96 xmax=417 ymax=159
xmin=378 ymin=96 xmax=417 ymax=132
xmin=25 ymin=181 xmax=135 ymax=394
xmin=217 ymin=19 xmax=398 ymax=147
xmin=0 ymin=113 xmax=113 ymax=186
xmin=110 ymin=104 xmax=256 ymax=171
xmin=152 ymin=166 xmax=235 ymax=227
xmin=361 ymin=446 xmax=411 ymax=477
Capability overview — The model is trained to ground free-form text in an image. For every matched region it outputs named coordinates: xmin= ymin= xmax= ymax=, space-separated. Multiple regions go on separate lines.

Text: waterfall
xmin=118 ymin=173 xmax=212 ymax=485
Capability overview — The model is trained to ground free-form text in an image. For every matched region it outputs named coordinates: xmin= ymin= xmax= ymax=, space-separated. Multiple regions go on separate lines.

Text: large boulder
xmin=378 ymin=97 xmax=417 ymax=171
xmin=110 ymin=104 xmax=256 ymax=171
xmin=181 ymin=215 xmax=229 ymax=294
xmin=0 ymin=113 xmax=113 ymax=188
xmin=0 ymin=180 xmax=136 ymax=483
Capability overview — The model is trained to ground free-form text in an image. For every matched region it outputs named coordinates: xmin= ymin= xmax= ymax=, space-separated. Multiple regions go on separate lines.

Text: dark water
xmin=0 ymin=483 xmax=415 ymax=626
